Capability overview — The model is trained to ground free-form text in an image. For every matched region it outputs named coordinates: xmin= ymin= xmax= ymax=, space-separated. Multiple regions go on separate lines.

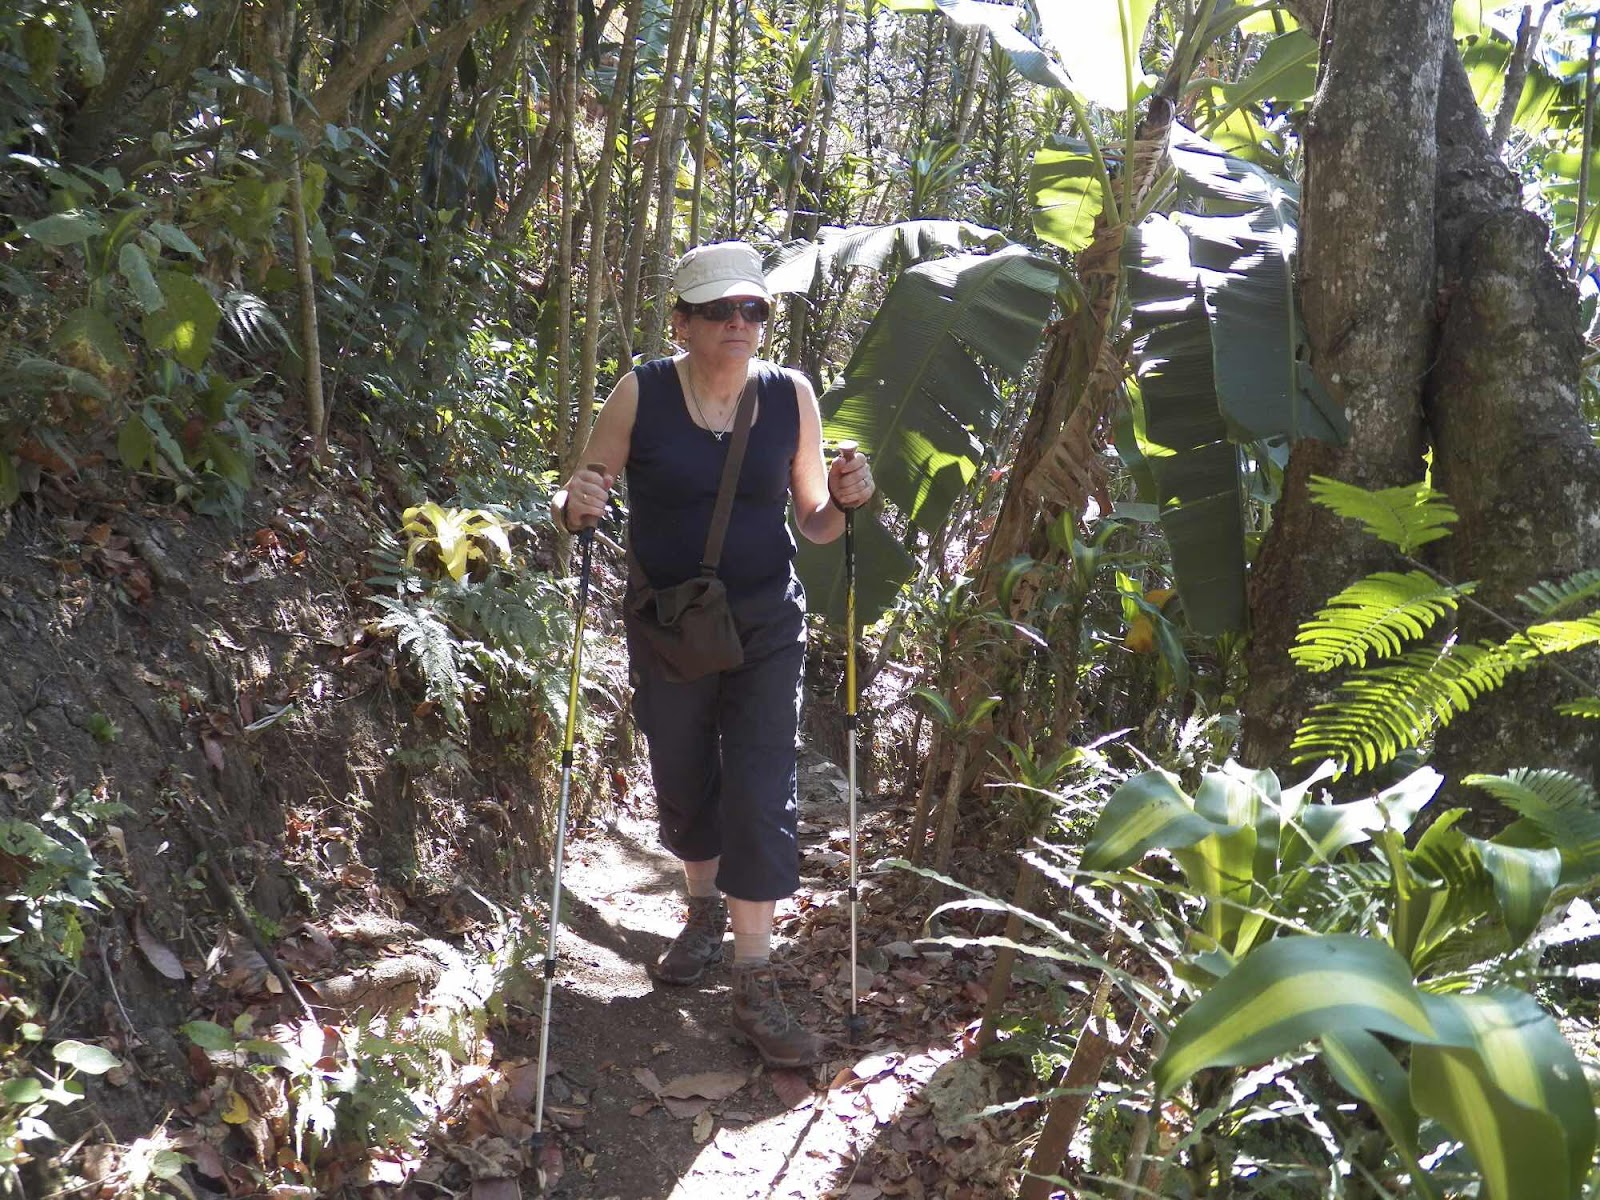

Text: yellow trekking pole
xmin=533 ymin=467 xmax=605 ymax=1149
xmin=837 ymin=441 xmax=867 ymax=1044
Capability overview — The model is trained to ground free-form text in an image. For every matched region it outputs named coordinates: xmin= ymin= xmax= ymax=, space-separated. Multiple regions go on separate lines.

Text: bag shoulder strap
xmin=700 ymin=369 xmax=759 ymax=573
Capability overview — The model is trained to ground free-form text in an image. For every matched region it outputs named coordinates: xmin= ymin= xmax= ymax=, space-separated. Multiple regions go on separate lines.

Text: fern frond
xmin=221 ymin=289 xmax=293 ymax=354
xmin=372 ymin=596 xmax=467 ymax=728
xmin=1517 ymin=612 xmax=1600 ymax=655
xmin=1291 ymin=641 xmax=1531 ymax=774
xmin=1558 ymin=699 xmax=1600 ymax=719
xmin=1306 ymin=475 xmax=1457 ymax=555
xmin=1464 ymin=768 xmax=1597 ymax=814
xmin=1290 ymin=570 xmax=1470 ymax=672
xmin=1517 ymin=569 xmax=1600 ymax=617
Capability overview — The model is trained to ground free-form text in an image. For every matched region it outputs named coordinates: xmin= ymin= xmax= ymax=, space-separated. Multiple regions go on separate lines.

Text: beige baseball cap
xmin=673 ymin=241 xmax=773 ymax=304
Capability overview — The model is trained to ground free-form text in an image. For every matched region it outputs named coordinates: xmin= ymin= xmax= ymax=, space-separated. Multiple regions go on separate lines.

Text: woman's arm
xmin=790 ymin=370 xmax=873 ymax=545
xmin=551 ymin=371 xmax=639 ymax=532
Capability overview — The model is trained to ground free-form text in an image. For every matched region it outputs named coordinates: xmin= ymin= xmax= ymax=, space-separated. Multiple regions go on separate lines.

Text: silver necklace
xmin=683 ymin=364 xmax=742 ymax=440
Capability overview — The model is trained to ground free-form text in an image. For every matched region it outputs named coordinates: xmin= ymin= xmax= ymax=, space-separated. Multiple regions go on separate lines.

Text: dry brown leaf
xmin=134 ymin=912 xmax=186 ymax=981
xmin=852 ymin=1051 xmax=902 ymax=1082
xmin=662 ymin=1096 xmax=709 ymax=1121
xmin=769 ymin=1069 xmax=815 ymax=1110
xmin=628 ymin=1101 xmax=656 ymax=1117
xmin=659 ymin=1069 xmax=747 ymax=1101
xmin=632 ymin=1066 xmax=664 ymax=1096
xmin=865 ymin=1076 xmax=905 ymax=1124
xmin=691 ymin=1110 xmax=715 ymax=1144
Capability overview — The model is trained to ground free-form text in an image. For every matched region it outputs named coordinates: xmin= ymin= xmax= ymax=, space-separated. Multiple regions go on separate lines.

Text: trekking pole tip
xmin=845 ymin=1012 xmax=869 ymax=1043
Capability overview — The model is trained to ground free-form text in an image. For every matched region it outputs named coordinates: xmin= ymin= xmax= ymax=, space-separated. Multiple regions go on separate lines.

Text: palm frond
xmin=1305 ymin=475 xmax=1458 ymax=555
xmin=1292 ymin=641 xmax=1532 ymax=775
xmin=1463 ymin=768 xmax=1597 ymax=814
xmin=1517 ymin=568 xmax=1600 ymax=617
xmin=1290 ymin=570 xmax=1471 ymax=673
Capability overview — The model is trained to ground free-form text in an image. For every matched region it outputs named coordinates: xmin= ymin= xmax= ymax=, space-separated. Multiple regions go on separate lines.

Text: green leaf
xmin=1154 ymin=935 xmax=1439 ymax=1096
xmin=1414 ymin=989 xmax=1595 ymax=1200
xmin=1036 ymin=0 xmax=1158 ymax=110
xmin=800 ymin=248 xmax=1058 ymax=627
xmin=1319 ymin=1031 xmax=1438 ymax=1198
xmin=1082 ymin=769 xmax=1228 ymax=871
xmin=51 ymin=1039 xmax=121 ymax=1075
xmin=911 ymin=686 xmax=959 ymax=727
xmin=148 ymin=221 xmax=204 ymax=259
xmin=1 ymin=1077 xmax=43 ymax=1105
xmin=931 ymin=0 xmax=1074 ymax=92
xmin=1292 ymin=571 xmax=1472 ymax=672
xmin=66 ymin=3 xmax=103 ymax=86
xmin=117 ymin=414 xmax=153 ymax=471
xmin=1306 ymin=475 xmax=1458 ymax=555
xmin=141 ymin=271 xmax=220 ymax=370
xmin=1029 ymin=138 xmax=1104 ymax=253
xmin=181 ymin=1020 xmax=237 ymax=1052
xmin=1516 ymin=569 xmax=1600 ymax=618
xmin=766 ymin=219 xmax=1007 ymax=295
xmin=793 ymin=513 xmax=916 ymax=629
xmin=1222 ymin=29 xmax=1318 ymax=113
xmin=117 ymin=242 xmax=165 ymax=313
xmin=20 ymin=210 xmax=105 ymax=247
xmin=1471 ymin=837 xmax=1562 ymax=948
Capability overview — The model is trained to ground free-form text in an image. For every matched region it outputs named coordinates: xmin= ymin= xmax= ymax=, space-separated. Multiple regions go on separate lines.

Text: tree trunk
xmin=1427 ymin=49 xmax=1600 ymax=788
xmin=574 ymin=0 xmax=645 ymax=471
xmin=1247 ymin=1 xmax=1600 ymax=791
xmin=1241 ymin=0 xmax=1449 ymax=771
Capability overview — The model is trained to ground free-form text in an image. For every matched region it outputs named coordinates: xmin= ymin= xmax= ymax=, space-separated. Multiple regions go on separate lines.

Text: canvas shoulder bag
xmin=623 ymin=371 xmax=757 ymax=682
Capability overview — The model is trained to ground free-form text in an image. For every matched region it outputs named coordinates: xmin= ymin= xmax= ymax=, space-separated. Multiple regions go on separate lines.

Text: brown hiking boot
xmin=652 ymin=896 xmax=728 ymax=984
xmin=730 ymin=963 xmax=826 ymax=1068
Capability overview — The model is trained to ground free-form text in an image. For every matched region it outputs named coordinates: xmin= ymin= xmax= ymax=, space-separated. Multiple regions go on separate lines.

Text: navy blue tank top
xmin=627 ymin=357 xmax=799 ymax=598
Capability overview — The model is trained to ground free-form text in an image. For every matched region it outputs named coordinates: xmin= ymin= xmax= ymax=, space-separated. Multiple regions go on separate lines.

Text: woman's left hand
xmin=828 ymin=447 xmax=875 ymax=511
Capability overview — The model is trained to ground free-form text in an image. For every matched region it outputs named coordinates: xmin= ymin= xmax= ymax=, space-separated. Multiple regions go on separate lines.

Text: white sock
xmin=684 ymin=858 xmax=721 ymax=899
xmin=732 ymin=929 xmax=772 ymax=966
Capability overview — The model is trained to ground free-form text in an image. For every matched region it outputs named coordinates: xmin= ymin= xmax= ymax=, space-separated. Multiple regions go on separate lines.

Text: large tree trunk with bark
xmin=1243 ymin=0 xmax=1449 ymax=769
xmin=1246 ymin=0 xmax=1600 ymax=792
xmin=1427 ymin=52 xmax=1600 ymax=787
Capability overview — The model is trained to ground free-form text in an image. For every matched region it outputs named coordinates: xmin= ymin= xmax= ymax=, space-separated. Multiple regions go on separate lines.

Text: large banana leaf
xmin=931 ymin=0 xmax=1072 ymax=92
xmin=1122 ymin=125 xmax=1343 ymax=633
xmin=798 ymin=247 xmax=1059 ymax=627
xmin=1156 ymin=934 xmax=1595 ymax=1200
xmin=1034 ymin=0 xmax=1158 ymax=111
xmin=765 ymin=220 xmax=1009 ymax=295
xmin=1029 ymin=137 xmax=1105 ymax=253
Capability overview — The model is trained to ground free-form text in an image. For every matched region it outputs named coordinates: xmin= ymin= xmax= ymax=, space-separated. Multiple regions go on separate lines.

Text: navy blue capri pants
xmin=627 ymin=582 xmax=805 ymax=902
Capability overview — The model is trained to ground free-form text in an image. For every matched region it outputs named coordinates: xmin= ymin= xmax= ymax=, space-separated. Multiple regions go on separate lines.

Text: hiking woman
xmin=550 ymin=241 xmax=874 ymax=1067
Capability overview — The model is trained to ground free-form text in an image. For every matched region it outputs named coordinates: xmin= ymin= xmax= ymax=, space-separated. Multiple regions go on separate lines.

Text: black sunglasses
xmin=685 ymin=298 xmax=771 ymax=323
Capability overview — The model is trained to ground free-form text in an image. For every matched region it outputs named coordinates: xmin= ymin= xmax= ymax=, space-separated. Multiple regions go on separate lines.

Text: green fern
xmin=1558 ymin=699 xmax=1600 ymax=719
xmin=1307 ymin=475 xmax=1458 ymax=555
xmin=1518 ymin=612 xmax=1600 ymax=655
xmin=1517 ymin=569 xmax=1600 ymax=617
xmin=372 ymin=596 xmax=468 ymax=729
xmin=1290 ymin=570 xmax=1472 ymax=672
xmin=1465 ymin=769 xmax=1600 ymax=872
xmin=1292 ymin=641 xmax=1533 ymax=774
xmin=1463 ymin=767 xmax=1597 ymax=813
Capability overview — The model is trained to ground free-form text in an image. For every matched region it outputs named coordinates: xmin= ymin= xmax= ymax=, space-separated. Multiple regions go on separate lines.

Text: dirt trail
xmin=521 ymin=747 xmax=980 ymax=1200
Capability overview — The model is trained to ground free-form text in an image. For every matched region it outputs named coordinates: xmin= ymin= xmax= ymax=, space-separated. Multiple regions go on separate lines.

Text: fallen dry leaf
xmin=852 ymin=1051 xmax=902 ymax=1082
xmin=633 ymin=1066 xmax=665 ymax=1096
xmin=663 ymin=1096 xmax=709 ymax=1121
xmin=865 ymin=1076 xmax=905 ymax=1124
xmin=660 ymin=1069 xmax=747 ymax=1101
xmin=691 ymin=1110 xmax=715 ymax=1143
xmin=134 ymin=912 xmax=186 ymax=981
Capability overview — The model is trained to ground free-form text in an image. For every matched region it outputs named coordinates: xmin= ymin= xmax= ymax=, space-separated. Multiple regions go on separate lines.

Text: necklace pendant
xmin=712 ymin=429 xmax=726 ymax=441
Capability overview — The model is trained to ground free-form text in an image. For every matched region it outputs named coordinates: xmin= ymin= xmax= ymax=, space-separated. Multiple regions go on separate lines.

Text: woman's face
xmin=673 ymin=295 xmax=769 ymax=363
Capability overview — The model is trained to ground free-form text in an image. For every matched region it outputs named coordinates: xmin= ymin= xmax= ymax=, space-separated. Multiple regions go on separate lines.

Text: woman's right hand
xmin=560 ymin=464 xmax=613 ymax=531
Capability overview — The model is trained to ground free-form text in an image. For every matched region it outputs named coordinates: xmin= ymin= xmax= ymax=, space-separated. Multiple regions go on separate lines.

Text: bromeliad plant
xmin=1079 ymin=759 xmax=1600 ymax=1199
